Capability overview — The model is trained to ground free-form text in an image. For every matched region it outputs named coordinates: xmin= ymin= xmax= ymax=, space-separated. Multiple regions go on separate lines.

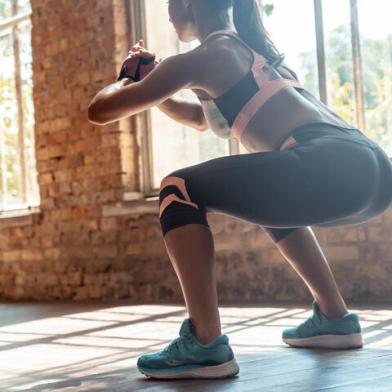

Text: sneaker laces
xmin=163 ymin=334 xmax=193 ymax=355
xmin=298 ymin=311 xmax=321 ymax=333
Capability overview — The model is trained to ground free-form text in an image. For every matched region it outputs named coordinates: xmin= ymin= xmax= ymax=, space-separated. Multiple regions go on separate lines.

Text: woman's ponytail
xmin=232 ymin=0 xmax=285 ymax=67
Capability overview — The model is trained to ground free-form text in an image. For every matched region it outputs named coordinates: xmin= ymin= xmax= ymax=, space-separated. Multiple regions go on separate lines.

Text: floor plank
xmin=0 ymin=300 xmax=391 ymax=391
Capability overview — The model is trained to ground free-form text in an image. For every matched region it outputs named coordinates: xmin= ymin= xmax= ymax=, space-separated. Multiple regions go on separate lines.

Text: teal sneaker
xmin=137 ymin=318 xmax=240 ymax=379
xmin=282 ymin=301 xmax=363 ymax=349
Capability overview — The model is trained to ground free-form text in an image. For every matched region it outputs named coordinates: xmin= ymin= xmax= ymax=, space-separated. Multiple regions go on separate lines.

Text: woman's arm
xmin=88 ymin=77 xmax=134 ymax=105
xmin=87 ymin=52 xmax=200 ymax=126
xmin=156 ymin=96 xmax=208 ymax=132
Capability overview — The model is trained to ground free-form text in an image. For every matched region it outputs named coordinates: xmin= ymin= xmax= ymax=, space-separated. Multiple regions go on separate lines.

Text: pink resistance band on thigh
xmin=159 ymin=177 xmax=200 ymax=219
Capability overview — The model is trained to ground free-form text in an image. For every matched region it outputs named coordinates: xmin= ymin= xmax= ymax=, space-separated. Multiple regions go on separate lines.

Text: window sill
xmin=102 ymin=193 xmax=159 ymax=217
xmin=0 ymin=206 xmax=42 ymax=229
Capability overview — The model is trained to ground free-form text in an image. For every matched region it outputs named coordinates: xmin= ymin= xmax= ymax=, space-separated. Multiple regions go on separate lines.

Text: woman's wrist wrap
xmin=117 ymin=55 xmax=156 ymax=82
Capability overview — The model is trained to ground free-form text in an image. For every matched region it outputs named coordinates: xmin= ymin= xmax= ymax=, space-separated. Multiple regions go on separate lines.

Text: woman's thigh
xmin=162 ymin=135 xmax=381 ymax=229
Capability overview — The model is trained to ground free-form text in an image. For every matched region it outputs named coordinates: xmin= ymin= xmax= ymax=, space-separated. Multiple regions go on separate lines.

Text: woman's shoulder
xmin=197 ymin=34 xmax=253 ymax=63
xmin=184 ymin=34 xmax=254 ymax=92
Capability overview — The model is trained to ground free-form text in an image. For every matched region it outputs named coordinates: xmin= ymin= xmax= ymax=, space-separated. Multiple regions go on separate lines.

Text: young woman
xmin=88 ymin=0 xmax=392 ymax=380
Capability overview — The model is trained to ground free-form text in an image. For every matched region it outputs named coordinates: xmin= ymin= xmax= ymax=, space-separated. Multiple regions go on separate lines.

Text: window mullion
xmin=0 ymin=111 xmax=6 ymax=210
xmin=128 ymin=0 xmax=154 ymax=196
xmin=313 ymin=0 xmax=328 ymax=105
xmin=349 ymin=0 xmax=366 ymax=131
xmin=229 ymin=138 xmax=240 ymax=155
xmin=140 ymin=0 xmax=155 ymax=196
xmin=12 ymin=0 xmax=27 ymax=206
xmin=0 ymin=11 xmax=30 ymax=33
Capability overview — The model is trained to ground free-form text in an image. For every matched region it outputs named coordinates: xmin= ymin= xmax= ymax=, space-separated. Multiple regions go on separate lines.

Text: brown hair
xmin=197 ymin=0 xmax=300 ymax=81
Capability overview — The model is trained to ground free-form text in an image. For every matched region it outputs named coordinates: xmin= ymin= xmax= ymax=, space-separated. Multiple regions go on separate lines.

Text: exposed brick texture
xmin=0 ymin=0 xmax=391 ymax=303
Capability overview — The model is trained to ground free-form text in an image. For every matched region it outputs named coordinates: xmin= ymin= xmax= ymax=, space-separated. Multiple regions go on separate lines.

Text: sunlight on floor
xmin=0 ymin=303 xmax=391 ymax=391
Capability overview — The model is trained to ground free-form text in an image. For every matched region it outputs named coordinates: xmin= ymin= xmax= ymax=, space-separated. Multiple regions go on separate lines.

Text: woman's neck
xmin=194 ymin=8 xmax=235 ymax=42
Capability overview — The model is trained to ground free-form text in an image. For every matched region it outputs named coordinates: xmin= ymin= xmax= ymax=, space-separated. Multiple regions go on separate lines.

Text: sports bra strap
xmin=204 ymin=29 xmax=243 ymax=43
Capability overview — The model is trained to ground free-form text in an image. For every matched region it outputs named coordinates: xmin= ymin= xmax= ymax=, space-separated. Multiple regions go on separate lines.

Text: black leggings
xmin=159 ymin=122 xmax=392 ymax=242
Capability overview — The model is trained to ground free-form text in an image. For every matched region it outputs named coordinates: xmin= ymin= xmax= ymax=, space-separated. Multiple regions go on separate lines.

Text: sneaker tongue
xmin=312 ymin=301 xmax=323 ymax=320
xmin=179 ymin=318 xmax=194 ymax=338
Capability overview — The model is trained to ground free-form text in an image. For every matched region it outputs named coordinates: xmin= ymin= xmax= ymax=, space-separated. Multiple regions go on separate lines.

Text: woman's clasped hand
xmin=117 ymin=39 xmax=162 ymax=82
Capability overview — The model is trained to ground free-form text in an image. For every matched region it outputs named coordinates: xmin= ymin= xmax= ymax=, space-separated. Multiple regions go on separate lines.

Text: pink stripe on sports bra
xmin=202 ymin=30 xmax=305 ymax=142
xmin=232 ymin=79 xmax=303 ymax=141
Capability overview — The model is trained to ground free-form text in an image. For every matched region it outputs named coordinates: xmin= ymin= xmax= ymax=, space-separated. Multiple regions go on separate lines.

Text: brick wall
xmin=0 ymin=0 xmax=391 ymax=302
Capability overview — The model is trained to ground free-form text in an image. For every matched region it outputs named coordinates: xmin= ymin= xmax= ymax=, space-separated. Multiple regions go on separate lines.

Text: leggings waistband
xmin=278 ymin=122 xmax=359 ymax=151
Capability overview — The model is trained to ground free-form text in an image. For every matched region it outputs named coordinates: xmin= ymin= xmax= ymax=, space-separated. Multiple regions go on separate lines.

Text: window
xmin=357 ymin=0 xmax=391 ymax=150
xmin=138 ymin=0 xmax=231 ymax=195
xmin=0 ymin=0 xmax=39 ymax=212
xmin=254 ymin=0 xmax=391 ymax=156
xmin=129 ymin=0 xmax=391 ymax=197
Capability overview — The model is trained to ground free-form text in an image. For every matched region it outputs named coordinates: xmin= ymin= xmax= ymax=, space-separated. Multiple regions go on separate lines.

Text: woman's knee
xmin=159 ymin=173 xmax=210 ymax=237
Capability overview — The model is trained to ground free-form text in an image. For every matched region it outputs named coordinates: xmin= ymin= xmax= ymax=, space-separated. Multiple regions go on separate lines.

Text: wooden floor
xmin=0 ymin=300 xmax=391 ymax=391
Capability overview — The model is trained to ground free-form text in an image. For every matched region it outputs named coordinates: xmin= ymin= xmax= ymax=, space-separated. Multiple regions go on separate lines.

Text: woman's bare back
xmin=189 ymin=34 xmax=325 ymax=152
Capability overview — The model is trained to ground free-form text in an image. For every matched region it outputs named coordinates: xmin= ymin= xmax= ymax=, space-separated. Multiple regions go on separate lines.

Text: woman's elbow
xmin=87 ymin=101 xmax=140 ymax=125
xmin=195 ymin=123 xmax=209 ymax=132
xmin=87 ymin=102 xmax=120 ymax=126
xmin=87 ymin=103 xmax=107 ymax=125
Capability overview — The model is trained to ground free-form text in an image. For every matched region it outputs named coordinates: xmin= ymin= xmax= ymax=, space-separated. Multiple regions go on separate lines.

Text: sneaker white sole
xmin=283 ymin=333 xmax=363 ymax=349
xmin=137 ymin=358 xmax=240 ymax=379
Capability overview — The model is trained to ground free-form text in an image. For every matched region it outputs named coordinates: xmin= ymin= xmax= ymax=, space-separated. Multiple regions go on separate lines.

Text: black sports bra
xmin=196 ymin=29 xmax=304 ymax=141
